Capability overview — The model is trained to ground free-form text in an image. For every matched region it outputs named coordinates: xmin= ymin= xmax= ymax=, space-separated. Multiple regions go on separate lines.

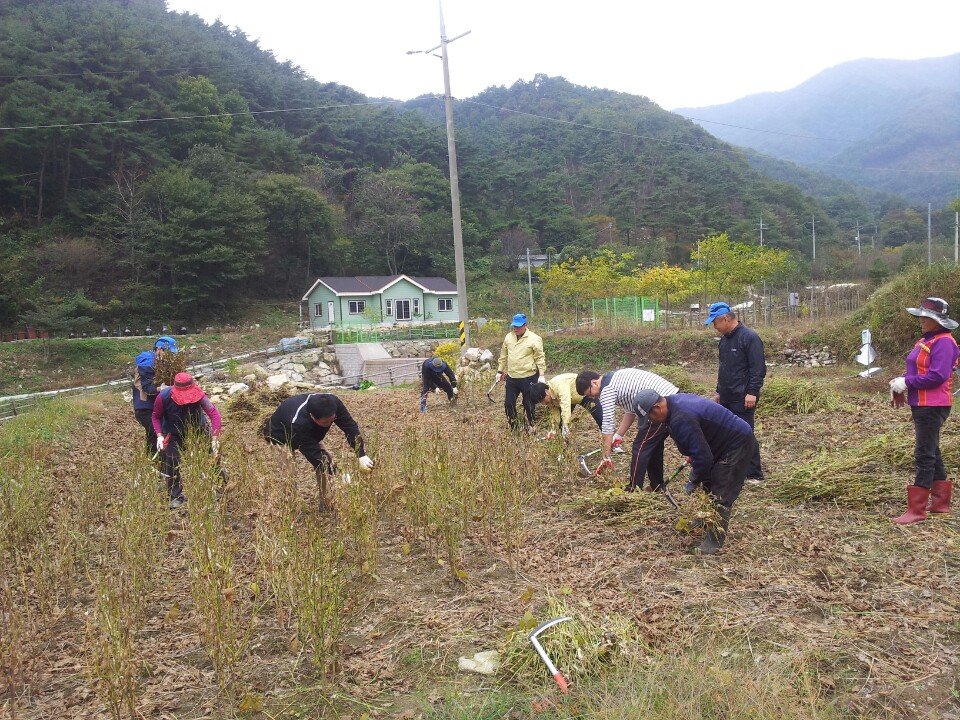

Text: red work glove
xmin=594 ymin=457 xmax=615 ymax=476
xmin=545 ymin=430 xmax=557 ymax=441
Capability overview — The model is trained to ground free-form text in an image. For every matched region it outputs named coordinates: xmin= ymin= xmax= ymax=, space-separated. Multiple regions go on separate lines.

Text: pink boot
xmin=892 ymin=485 xmax=930 ymax=524
xmin=929 ymin=480 xmax=952 ymax=513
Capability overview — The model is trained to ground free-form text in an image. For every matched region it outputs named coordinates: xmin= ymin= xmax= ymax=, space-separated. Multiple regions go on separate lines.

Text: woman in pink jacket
xmin=889 ymin=297 xmax=959 ymax=523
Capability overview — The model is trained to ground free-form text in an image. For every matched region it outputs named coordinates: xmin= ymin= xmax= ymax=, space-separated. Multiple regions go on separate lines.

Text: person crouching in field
xmin=528 ymin=373 xmax=603 ymax=439
xmin=889 ymin=297 xmax=959 ymax=524
xmin=152 ymin=372 xmax=221 ymax=510
xmin=633 ymin=389 xmax=754 ymax=555
xmin=262 ymin=393 xmax=374 ymax=511
xmin=420 ymin=356 xmax=458 ymax=413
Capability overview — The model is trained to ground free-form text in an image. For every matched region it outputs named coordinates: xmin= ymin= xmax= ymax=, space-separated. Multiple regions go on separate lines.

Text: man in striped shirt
xmin=575 ymin=369 xmax=679 ymax=490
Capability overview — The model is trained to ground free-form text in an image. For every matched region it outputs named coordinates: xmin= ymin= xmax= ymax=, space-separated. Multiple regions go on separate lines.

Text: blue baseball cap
xmin=511 ymin=313 xmax=528 ymax=327
xmin=154 ymin=335 xmax=178 ymax=352
xmin=704 ymin=302 xmax=731 ymax=325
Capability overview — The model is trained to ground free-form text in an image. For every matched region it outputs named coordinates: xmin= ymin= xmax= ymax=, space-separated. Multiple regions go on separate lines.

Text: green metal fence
xmin=331 ymin=324 xmax=462 ymax=344
xmin=591 ymin=296 xmax=660 ymax=327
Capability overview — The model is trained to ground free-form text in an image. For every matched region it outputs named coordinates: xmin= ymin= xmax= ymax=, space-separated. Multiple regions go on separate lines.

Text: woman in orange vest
xmin=889 ymin=297 xmax=959 ymax=523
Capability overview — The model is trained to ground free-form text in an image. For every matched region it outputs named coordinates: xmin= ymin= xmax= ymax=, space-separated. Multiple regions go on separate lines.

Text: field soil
xmin=3 ymin=360 xmax=960 ymax=719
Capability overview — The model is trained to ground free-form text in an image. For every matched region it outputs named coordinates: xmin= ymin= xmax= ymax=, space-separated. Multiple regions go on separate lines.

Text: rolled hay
xmin=563 ymin=486 xmax=663 ymax=527
xmin=759 ymin=377 xmax=846 ymax=415
xmin=770 ymin=433 xmax=917 ymax=506
xmin=499 ymin=597 xmax=645 ymax=689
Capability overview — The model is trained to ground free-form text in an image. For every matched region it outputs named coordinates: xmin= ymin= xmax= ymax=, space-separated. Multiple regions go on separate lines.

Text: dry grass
xmin=2 ymin=364 xmax=960 ymax=719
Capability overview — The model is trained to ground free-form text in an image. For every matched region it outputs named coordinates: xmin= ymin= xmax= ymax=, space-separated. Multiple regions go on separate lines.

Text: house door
xmin=395 ymin=299 xmax=411 ymax=321
xmin=327 ymin=301 xmax=335 ymax=326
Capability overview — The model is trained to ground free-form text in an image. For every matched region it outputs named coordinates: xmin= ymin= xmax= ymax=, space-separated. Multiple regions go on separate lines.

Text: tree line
xmin=1 ymin=0 xmax=957 ymax=333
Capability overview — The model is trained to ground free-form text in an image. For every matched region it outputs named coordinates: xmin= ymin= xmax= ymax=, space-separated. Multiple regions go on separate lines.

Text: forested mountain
xmin=677 ymin=54 xmax=960 ymax=204
xmin=0 ymin=0 xmax=945 ymax=329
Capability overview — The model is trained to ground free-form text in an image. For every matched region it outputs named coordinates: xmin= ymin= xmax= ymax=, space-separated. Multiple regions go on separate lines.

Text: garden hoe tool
xmin=485 ymin=377 xmax=499 ymax=403
xmin=529 ymin=616 xmax=572 ymax=694
xmin=576 ymin=448 xmax=604 ymax=478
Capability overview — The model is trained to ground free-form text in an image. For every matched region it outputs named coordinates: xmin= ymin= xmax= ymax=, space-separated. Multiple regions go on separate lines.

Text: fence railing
xmin=330 ymin=324 xmax=462 ymax=344
xmin=0 ymin=337 xmax=316 ymax=424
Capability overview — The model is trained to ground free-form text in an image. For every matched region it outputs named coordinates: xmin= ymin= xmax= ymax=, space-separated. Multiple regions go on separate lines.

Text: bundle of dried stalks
xmin=770 ymin=433 xmax=912 ymax=505
xmin=760 ymin=378 xmax=845 ymax=415
xmin=563 ymin=486 xmax=662 ymax=527
xmin=153 ymin=349 xmax=188 ymax=386
xmin=674 ymin=488 xmax=723 ymax=534
xmin=225 ymin=385 xmax=292 ymax=422
xmin=499 ymin=597 xmax=645 ymax=689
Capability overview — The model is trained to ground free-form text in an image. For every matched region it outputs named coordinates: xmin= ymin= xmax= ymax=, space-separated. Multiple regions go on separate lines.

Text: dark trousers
xmin=628 ymin=421 xmax=668 ymax=491
xmin=504 ymin=373 xmax=538 ymax=430
xmin=134 ymin=408 xmax=158 ymax=455
xmin=162 ymin=433 xmax=224 ymax=500
xmin=421 ymin=374 xmax=454 ymax=409
xmin=912 ymin=405 xmax=951 ymax=489
xmin=702 ymin=436 xmax=752 ymax=508
xmin=722 ymin=402 xmax=763 ymax=479
xmin=578 ymin=398 xmax=603 ymax=429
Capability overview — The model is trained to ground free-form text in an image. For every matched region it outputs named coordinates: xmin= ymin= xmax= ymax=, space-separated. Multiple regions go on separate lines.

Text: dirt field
xmin=3 ymin=362 xmax=959 ymax=719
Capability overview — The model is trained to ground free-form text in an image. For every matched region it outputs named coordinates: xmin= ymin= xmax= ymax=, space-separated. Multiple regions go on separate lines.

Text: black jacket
xmin=268 ymin=393 xmax=365 ymax=456
xmin=716 ymin=322 xmax=766 ymax=409
xmin=421 ymin=358 xmax=457 ymax=388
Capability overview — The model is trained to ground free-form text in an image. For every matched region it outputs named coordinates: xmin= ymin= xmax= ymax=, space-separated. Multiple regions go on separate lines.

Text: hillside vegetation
xmin=0 ymin=0 xmax=926 ymax=334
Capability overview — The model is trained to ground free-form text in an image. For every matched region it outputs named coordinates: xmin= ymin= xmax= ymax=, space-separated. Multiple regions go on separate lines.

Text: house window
xmin=348 ymin=300 xmax=366 ymax=315
xmin=413 ymin=298 xmax=421 ymax=316
xmin=313 ymin=303 xmax=323 ymax=317
xmin=385 ymin=299 xmax=393 ymax=316
xmin=438 ymin=298 xmax=453 ymax=312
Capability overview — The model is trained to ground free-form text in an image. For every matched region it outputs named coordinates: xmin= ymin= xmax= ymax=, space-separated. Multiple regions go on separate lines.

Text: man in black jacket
xmin=705 ymin=302 xmax=766 ymax=482
xmin=420 ymin=356 xmax=458 ymax=413
xmin=263 ymin=393 xmax=375 ymax=510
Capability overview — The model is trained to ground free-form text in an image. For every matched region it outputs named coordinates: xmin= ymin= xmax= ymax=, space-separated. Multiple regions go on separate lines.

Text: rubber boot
xmin=891 ymin=485 xmax=930 ymax=524
xmin=695 ymin=504 xmax=730 ymax=555
xmin=929 ymin=480 xmax=952 ymax=513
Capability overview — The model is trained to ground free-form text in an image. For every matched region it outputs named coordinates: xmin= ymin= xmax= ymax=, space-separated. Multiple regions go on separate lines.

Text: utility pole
xmin=526 ymin=248 xmax=534 ymax=316
xmin=807 ymin=215 xmax=816 ymax=262
xmin=953 ymin=211 xmax=960 ymax=265
xmin=757 ymin=213 xmax=768 ymax=247
xmin=853 ymin=220 xmax=862 ymax=256
xmin=408 ymin=2 xmax=472 ymax=348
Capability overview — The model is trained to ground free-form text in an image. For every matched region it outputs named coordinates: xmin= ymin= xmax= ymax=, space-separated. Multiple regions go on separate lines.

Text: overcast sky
xmin=165 ymin=0 xmax=958 ymax=110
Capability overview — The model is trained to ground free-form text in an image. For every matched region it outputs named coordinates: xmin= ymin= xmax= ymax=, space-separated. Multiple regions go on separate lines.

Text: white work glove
xmin=156 ymin=435 xmax=166 ymax=452
xmin=211 ymin=438 xmax=220 ymax=455
xmin=452 ymin=387 xmax=459 ymax=395
xmin=358 ymin=455 xmax=375 ymax=472
xmin=495 ymin=372 xmax=503 ymax=383
xmin=435 ymin=387 xmax=443 ymax=394
xmin=889 ymin=376 xmax=907 ymax=394
xmin=611 ymin=433 xmax=624 ymax=454
xmin=537 ymin=375 xmax=546 ymax=384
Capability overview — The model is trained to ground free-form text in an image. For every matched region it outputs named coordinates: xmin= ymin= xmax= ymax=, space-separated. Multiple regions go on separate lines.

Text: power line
xmin=0 ymin=99 xmax=403 ymax=132
xmin=0 ymin=61 xmax=264 ymax=81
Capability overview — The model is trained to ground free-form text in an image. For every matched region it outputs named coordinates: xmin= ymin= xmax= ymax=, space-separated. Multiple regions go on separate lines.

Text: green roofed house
xmin=301 ymin=275 xmax=459 ymax=330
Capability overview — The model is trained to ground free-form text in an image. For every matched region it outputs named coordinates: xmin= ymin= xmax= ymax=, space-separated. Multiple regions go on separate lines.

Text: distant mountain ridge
xmin=676 ymin=54 xmax=960 ymax=204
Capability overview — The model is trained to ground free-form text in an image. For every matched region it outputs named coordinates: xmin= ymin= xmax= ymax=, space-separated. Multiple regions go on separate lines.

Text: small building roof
xmin=302 ymin=275 xmax=457 ymax=300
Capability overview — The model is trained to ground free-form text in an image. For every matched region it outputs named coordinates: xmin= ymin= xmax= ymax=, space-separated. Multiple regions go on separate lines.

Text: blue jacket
xmin=132 ymin=351 xmax=158 ymax=411
xmin=663 ymin=394 xmax=754 ymax=480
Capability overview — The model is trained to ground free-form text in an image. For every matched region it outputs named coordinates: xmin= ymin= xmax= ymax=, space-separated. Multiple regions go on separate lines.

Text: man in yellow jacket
xmin=529 ymin=373 xmax=602 ymax=437
xmin=496 ymin=313 xmax=546 ymax=431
